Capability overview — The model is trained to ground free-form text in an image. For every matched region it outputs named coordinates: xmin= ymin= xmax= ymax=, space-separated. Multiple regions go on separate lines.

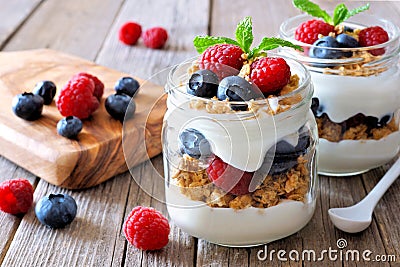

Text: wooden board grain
xmin=0 ymin=49 xmax=166 ymax=189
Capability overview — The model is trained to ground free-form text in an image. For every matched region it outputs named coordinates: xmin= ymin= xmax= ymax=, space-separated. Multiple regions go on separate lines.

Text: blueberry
xmin=12 ymin=92 xmax=44 ymax=121
xmin=311 ymin=97 xmax=324 ymax=116
xmin=35 ymin=194 xmax=77 ymax=229
xmin=114 ymin=77 xmax=140 ymax=97
xmin=217 ymin=76 xmax=262 ymax=101
xmin=57 ymin=116 xmax=83 ymax=139
xmin=336 ymin=34 xmax=359 ymax=48
xmin=269 ymin=154 xmax=299 ymax=175
xmin=33 ymin=80 xmax=57 ymax=105
xmin=309 ymin=36 xmax=343 ymax=59
xmin=105 ymin=93 xmax=134 ymax=121
xmin=187 ymin=70 xmax=219 ymax=98
xmin=378 ymin=114 xmax=392 ymax=127
xmin=179 ymin=128 xmax=212 ymax=159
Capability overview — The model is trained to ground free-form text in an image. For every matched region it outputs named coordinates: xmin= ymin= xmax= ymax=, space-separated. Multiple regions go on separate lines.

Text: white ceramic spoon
xmin=328 ymin=157 xmax=400 ymax=233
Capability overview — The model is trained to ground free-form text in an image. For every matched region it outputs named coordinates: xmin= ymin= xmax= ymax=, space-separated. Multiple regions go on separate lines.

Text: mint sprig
xmin=293 ymin=0 xmax=370 ymax=26
xmin=193 ymin=16 xmax=302 ymax=59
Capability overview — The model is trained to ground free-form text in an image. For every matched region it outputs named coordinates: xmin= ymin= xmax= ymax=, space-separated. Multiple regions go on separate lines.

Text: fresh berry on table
xmin=35 ymin=193 xmax=77 ymax=229
xmin=0 ymin=179 xmax=34 ymax=215
xmin=105 ymin=92 xmax=134 ymax=121
xmin=57 ymin=116 xmax=83 ymax=139
xmin=119 ymin=21 xmax=142 ymax=45
xmin=142 ymin=27 xmax=168 ymax=49
xmin=178 ymin=128 xmax=213 ymax=159
xmin=123 ymin=206 xmax=170 ymax=250
xmin=12 ymin=92 xmax=44 ymax=121
xmin=32 ymin=80 xmax=57 ymax=105
xmin=56 ymin=75 xmax=100 ymax=119
xmin=114 ymin=76 xmax=140 ymax=97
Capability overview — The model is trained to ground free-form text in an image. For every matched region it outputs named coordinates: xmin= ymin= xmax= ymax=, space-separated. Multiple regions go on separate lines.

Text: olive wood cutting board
xmin=0 ymin=49 xmax=166 ymax=189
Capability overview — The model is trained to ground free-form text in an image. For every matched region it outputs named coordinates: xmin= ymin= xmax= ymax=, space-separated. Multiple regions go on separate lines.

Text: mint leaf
xmin=193 ymin=36 xmax=239 ymax=53
xmin=345 ymin=3 xmax=370 ymax=21
xmin=333 ymin=4 xmax=348 ymax=26
xmin=250 ymin=37 xmax=303 ymax=58
xmin=235 ymin=16 xmax=254 ymax=53
xmin=293 ymin=0 xmax=332 ymax=24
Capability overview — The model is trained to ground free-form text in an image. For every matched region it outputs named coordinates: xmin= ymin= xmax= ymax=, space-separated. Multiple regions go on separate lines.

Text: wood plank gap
xmin=0 ymin=0 xmax=45 ymax=51
xmin=193 ymin=238 xmax=198 ymax=267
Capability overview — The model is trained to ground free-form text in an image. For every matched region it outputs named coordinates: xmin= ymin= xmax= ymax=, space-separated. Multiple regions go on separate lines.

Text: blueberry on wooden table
xmin=35 ymin=194 xmax=77 ymax=229
xmin=105 ymin=92 xmax=134 ymax=121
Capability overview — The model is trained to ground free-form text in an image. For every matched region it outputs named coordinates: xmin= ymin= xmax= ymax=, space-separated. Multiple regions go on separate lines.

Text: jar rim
xmin=166 ymin=53 xmax=313 ymax=114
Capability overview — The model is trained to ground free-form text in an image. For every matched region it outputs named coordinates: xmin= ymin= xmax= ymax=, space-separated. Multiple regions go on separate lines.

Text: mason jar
xmin=279 ymin=14 xmax=400 ymax=176
xmin=162 ymin=54 xmax=318 ymax=246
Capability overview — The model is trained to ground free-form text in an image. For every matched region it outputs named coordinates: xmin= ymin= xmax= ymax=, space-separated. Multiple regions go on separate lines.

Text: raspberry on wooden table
xmin=142 ymin=27 xmax=168 ymax=49
xmin=123 ymin=206 xmax=170 ymax=250
xmin=0 ymin=179 xmax=33 ymax=215
xmin=119 ymin=22 xmax=142 ymax=45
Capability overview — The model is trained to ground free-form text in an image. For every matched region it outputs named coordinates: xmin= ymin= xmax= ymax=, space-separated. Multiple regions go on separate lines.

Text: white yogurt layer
xmin=318 ymin=132 xmax=400 ymax=175
xmin=164 ymin=86 xmax=311 ymax=172
xmin=165 ymin=183 xmax=315 ymax=246
xmin=311 ymin=66 xmax=400 ymax=122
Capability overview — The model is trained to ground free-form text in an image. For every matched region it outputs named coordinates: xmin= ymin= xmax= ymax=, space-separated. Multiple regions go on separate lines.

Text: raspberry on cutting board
xmin=123 ymin=206 xmax=170 ymax=250
xmin=56 ymin=75 xmax=100 ymax=119
xmin=0 ymin=179 xmax=34 ymax=215
xmin=73 ymin=72 xmax=104 ymax=101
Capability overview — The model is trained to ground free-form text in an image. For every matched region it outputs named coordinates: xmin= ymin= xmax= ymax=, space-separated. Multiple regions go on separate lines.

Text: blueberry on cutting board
xmin=12 ymin=92 xmax=44 ymax=121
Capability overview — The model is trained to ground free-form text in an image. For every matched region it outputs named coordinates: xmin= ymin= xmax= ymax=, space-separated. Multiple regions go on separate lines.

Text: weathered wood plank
xmin=0 ymin=0 xmax=42 ymax=48
xmin=2 ymin=0 xmax=125 ymax=60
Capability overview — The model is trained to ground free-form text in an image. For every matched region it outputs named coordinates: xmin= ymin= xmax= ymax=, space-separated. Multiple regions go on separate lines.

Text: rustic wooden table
xmin=1 ymin=0 xmax=399 ymax=266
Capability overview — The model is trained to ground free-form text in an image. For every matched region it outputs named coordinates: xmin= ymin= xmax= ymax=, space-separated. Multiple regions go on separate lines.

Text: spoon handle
xmin=361 ymin=157 xmax=400 ymax=209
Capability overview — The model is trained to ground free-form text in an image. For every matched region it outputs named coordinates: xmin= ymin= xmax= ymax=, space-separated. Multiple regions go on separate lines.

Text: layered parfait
xmin=163 ymin=17 xmax=318 ymax=246
xmin=279 ymin=0 xmax=400 ymax=175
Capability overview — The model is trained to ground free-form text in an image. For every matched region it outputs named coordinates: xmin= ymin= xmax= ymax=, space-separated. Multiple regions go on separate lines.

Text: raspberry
xmin=206 ymin=156 xmax=254 ymax=196
xmin=358 ymin=26 xmax=389 ymax=56
xmin=295 ymin=19 xmax=335 ymax=44
xmin=56 ymin=76 xmax=100 ymax=119
xmin=199 ymin=44 xmax=244 ymax=79
xmin=0 ymin=179 xmax=33 ymax=215
xmin=250 ymin=57 xmax=291 ymax=94
xmin=123 ymin=206 xmax=170 ymax=250
xmin=142 ymin=27 xmax=168 ymax=49
xmin=119 ymin=22 xmax=142 ymax=45
xmin=73 ymin=72 xmax=104 ymax=101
